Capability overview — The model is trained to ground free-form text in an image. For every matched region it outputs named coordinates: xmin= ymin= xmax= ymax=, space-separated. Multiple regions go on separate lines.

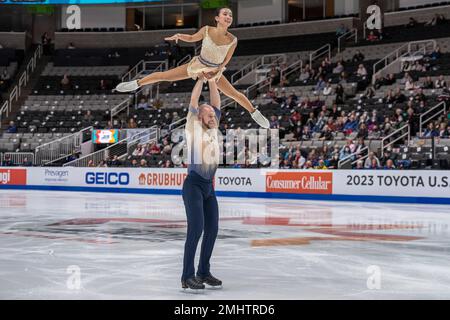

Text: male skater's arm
xmin=186 ymin=78 xmax=204 ymax=132
xmin=208 ymin=79 xmax=221 ymax=120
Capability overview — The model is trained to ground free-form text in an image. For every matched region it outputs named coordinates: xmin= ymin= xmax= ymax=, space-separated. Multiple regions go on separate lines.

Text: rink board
xmin=1 ymin=167 xmax=450 ymax=204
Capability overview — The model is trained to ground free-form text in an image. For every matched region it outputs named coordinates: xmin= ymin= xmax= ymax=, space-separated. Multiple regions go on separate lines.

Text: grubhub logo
xmin=85 ymin=172 xmax=129 ymax=185
xmin=139 ymin=172 xmax=187 ymax=187
xmin=0 ymin=169 xmax=27 ymax=185
xmin=266 ymin=172 xmax=332 ymax=194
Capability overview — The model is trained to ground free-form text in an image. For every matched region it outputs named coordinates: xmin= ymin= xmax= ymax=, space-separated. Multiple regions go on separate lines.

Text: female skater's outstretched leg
xmin=138 ymin=64 xmax=190 ymax=86
xmin=216 ymin=76 xmax=270 ymax=128
xmin=115 ymin=64 xmax=190 ymax=92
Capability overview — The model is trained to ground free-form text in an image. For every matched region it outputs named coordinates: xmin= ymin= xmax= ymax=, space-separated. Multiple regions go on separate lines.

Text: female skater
xmin=114 ymin=7 xmax=269 ymax=129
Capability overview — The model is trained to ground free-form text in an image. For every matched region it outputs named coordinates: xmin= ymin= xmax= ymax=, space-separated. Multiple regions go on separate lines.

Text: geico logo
xmin=0 ymin=170 xmax=11 ymax=184
xmin=85 ymin=172 xmax=129 ymax=185
xmin=218 ymin=176 xmax=252 ymax=186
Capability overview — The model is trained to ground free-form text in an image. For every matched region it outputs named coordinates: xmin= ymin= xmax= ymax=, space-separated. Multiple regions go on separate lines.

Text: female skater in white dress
xmin=114 ymin=7 xmax=269 ymax=128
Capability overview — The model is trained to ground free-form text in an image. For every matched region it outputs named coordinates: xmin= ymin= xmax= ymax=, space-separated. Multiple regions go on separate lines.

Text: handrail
xmin=122 ymin=59 xmax=144 ymax=82
xmin=338 ymin=146 xmax=368 ymax=168
xmin=177 ymin=54 xmax=192 ymax=66
xmin=0 ymin=44 xmax=43 ymax=129
xmin=3 ymin=152 xmax=34 ymax=166
xmin=231 ymin=53 xmax=286 ymax=84
xmin=381 ymin=124 xmax=410 ymax=152
xmin=309 ymin=43 xmax=331 ymax=67
xmin=419 ymin=101 xmax=447 ymax=136
xmin=110 ymin=97 xmax=133 ymax=123
xmin=337 ymin=28 xmax=358 ymax=53
xmin=63 ymin=126 xmax=158 ymax=167
xmin=35 ymin=126 xmax=94 ymax=165
xmin=372 ymin=39 xmax=436 ymax=84
xmin=280 ymin=59 xmax=303 ymax=81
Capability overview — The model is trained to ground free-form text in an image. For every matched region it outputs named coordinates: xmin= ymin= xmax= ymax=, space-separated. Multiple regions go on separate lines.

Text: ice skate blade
xmin=205 ymin=284 xmax=223 ymax=290
xmin=181 ymin=287 xmax=205 ymax=294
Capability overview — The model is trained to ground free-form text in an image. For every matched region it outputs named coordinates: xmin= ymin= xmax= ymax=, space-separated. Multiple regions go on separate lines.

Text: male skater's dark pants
xmin=181 ymin=171 xmax=219 ymax=281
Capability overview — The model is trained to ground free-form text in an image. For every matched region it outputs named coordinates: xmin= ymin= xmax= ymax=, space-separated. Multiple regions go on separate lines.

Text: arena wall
xmin=1 ymin=167 xmax=450 ymax=205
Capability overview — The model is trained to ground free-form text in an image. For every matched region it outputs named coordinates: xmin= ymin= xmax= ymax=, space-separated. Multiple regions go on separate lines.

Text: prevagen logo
xmin=85 ymin=172 xmax=129 ymax=185
xmin=45 ymin=169 xmax=69 ymax=178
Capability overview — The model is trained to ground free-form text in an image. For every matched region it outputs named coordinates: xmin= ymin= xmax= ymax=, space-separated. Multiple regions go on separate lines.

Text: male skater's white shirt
xmin=185 ymin=105 xmax=221 ymax=180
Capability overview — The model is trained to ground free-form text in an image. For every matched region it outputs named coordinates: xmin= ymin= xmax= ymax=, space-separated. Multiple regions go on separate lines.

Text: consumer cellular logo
xmin=85 ymin=172 xmax=129 ymax=185
xmin=266 ymin=172 xmax=332 ymax=194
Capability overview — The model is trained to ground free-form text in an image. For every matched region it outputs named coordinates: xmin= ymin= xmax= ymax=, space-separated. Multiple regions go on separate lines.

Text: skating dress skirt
xmin=187 ymin=26 xmax=237 ymax=82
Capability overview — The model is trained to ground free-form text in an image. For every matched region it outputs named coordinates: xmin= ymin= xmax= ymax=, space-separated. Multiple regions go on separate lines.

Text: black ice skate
xmin=197 ymin=274 xmax=222 ymax=289
xmin=181 ymin=277 xmax=205 ymax=293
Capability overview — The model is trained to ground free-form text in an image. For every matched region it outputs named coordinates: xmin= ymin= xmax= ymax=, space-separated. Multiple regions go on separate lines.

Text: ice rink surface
xmin=0 ymin=189 xmax=449 ymax=299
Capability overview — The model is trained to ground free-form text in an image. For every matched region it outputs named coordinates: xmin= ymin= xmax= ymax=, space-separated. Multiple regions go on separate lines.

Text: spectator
xmin=22 ymin=157 xmax=33 ymax=167
xmin=67 ymin=42 xmax=76 ymax=49
xmin=136 ymin=98 xmax=149 ymax=110
xmin=335 ymin=84 xmax=345 ymax=104
xmin=99 ymin=79 xmax=108 ymax=90
xmin=383 ymin=159 xmax=396 ymax=170
xmin=367 ymin=30 xmax=379 ymax=42
xmin=423 ymin=122 xmax=439 ymax=138
xmin=406 ymin=17 xmax=418 ymax=28
xmin=97 ymin=160 xmax=108 ymax=167
xmin=364 ymin=152 xmax=381 ymax=168
xmin=336 ymin=24 xmax=349 ymax=37
xmin=352 ymin=50 xmax=365 ymax=63
xmin=383 ymin=73 xmax=396 ymax=86
xmin=7 ymin=120 xmax=17 ymax=133
xmin=61 ymin=74 xmax=71 ymax=90
xmin=369 ymin=158 xmax=380 ymax=169
xmin=3 ymin=155 xmax=13 ymax=166
xmin=269 ymin=115 xmax=279 ymax=129
xmin=315 ymin=159 xmax=328 ymax=169
xmin=41 ymin=32 xmax=51 ymax=55
xmin=132 ymin=144 xmax=145 ymax=157
xmin=140 ymin=159 xmax=148 ymax=167
xmin=314 ymin=76 xmax=326 ymax=92
xmin=332 ymin=61 xmax=344 ymax=74
xmin=319 ymin=125 xmax=333 ymax=141
xmin=147 ymin=141 xmax=161 ymax=155
xmin=363 ymin=85 xmax=375 ymax=99
xmin=323 ymin=82 xmax=333 ymax=96
xmin=131 ymin=159 xmax=139 ymax=167
xmin=355 ymin=160 xmax=364 ymax=169
xmin=430 ymin=46 xmax=442 ymax=60
xmin=422 ymin=76 xmax=434 ymax=89
xmin=109 ymin=155 xmax=121 ymax=167
xmin=1 ymin=69 xmax=10 ymax=81
xmin=83 ymin=110 xmax=94 ymax=125
xmin=356 ymin=64 xmax=368 ymax=77
xmin=435 ymin=75 xmax=447 ymax=89
xmin=298 ymin=66 xmax=310 ymax=82
xmin=339 ymin=145 xmax=353 ymax=161
xmin=128 ymin=118 xmax=138 ymax=128
xmin=87 ymin=159 xmax=95 ymax=167
xmin=327 ymin=153 xmax=340 ymax=169
xmin=162 ymin=159 xmax=173 ymax=168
